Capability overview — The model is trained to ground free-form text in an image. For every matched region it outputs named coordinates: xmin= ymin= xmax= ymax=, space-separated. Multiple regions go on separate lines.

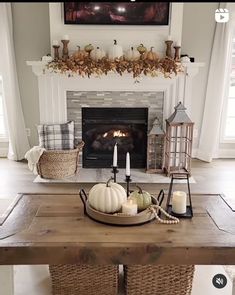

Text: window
xmin=221 ymin=36 xmax=235 ymax=142
xmin=0 ymin=78 xmax=7 ymax=140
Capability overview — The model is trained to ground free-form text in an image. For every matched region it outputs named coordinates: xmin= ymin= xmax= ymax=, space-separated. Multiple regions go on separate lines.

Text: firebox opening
xmin=82 ymin=107 xmax=148 ymax=168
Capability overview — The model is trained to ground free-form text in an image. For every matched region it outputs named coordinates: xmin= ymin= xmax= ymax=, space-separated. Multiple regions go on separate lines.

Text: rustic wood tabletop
xmin=0 ymin=193 xmax=234 ymax=265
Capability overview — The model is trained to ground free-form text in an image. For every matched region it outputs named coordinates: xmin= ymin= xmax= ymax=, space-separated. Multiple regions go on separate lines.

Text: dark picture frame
xmin=64 ymin=2 xmax=170 ymax=26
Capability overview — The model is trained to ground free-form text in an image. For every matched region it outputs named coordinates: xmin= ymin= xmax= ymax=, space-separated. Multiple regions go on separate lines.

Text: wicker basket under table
xmin=124 ymin=265 xmax=195 ymax=295
xmin=37 ymin=142 xmax=84 ymax=179
xmin=49 ymin=264 xmax=119 ymax=295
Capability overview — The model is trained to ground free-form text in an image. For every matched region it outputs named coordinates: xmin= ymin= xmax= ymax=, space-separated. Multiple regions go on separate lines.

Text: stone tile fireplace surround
xmin=67 ymin=91 xmax=163 ymax=168
xmin=67 ymin=90 xmax=164 ymax=137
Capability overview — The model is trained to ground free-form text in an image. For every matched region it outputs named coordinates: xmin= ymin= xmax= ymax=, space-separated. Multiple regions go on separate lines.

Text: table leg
xmin=0 ymin=266 xmax=14 ymax=295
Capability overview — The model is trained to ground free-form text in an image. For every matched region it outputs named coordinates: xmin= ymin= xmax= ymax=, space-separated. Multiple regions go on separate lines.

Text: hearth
xmin=82 ymin=107 xmax=148 ymax=168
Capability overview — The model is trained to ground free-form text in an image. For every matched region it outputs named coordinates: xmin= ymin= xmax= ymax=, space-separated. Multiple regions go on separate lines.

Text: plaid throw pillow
xmin=38 ymin=121 xmax=75 ymax=150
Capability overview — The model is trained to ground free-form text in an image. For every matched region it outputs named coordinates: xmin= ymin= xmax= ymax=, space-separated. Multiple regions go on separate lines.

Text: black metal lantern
xmin=163 ymin=102 xmax=194 ymax=176
xmin=146 ymin=118 xmax=165 ymax=173
xmin=166 ymin=172 xmax=193 ymax=218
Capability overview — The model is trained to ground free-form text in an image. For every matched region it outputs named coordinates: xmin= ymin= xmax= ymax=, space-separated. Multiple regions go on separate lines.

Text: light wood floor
xmin=0 ymin=158 xmax=235 ymax=199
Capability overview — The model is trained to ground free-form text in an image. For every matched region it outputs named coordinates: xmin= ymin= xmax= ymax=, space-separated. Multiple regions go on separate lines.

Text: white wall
xmin=49 ymin=3 xmax=183 ymax=57
xmin=12 ymin=3 xmax=51 ymax=146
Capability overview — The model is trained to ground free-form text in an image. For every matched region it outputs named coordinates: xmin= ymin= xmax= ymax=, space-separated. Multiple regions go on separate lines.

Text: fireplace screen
xmin=82 ymin=108 xmax=148 ymax=168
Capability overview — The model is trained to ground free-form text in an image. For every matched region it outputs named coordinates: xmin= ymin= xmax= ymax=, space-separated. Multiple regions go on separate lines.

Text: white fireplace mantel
xmin=27 ymin=61 xmax=204 ymax=124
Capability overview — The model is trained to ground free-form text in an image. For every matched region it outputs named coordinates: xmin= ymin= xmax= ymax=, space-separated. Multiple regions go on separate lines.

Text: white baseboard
xmin=0 ymin=147 xmax=8 ymax=157
xmin=218 ymin=149 xmax=235 ymax=158
xmin=192 ymin=148 xmax=235 ymax=159
xmin=192 ymin=148 xmax=198 ymax=158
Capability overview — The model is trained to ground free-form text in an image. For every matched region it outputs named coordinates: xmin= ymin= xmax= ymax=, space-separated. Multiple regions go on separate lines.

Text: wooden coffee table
xmin=0 ymin=192 xmax=235 ymax=294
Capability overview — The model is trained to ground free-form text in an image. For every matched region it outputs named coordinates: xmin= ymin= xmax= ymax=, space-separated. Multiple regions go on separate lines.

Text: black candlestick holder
xmin=111 ymin=165 xmax=119 ymax=183
xmin=125 ymin=175 xmax=132 ymax=197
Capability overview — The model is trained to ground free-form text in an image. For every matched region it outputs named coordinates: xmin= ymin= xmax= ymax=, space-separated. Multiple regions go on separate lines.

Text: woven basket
xmin=49 ymin=264 xmax=118 ymax=295
xmin=37 ymin=142 xmax=84 ymax=179
xmin=124 ymin=265 xmax=195 ymax=295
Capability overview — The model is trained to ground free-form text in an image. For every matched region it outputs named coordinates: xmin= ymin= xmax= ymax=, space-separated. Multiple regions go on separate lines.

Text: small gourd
xmin=125 ymin=47 xmax=140 ymax=61
xmin=137 ymin=43 xmax=147 ymax=54
xmin=84 ymin=44 xmax=94 ymax=54
xmin=88 ymin=177 xmax=127 ymax=213
xmin=129 ymin=185 xmax=152 ymax=211
xmin=90 ymin=47 xmax=106 ymax=61
xmin=42 ymin=55 xmax=53 ymax=62
xmin=144 ymin=47 xmax=159 ymax=61
xmin=72 ymin=46 xmax=88 ymax=60
xmin=108 ymin=40 xmax=123 ymax=60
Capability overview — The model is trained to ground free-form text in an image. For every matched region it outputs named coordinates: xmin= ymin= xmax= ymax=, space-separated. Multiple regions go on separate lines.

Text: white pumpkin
xmin=108 ymin=40 xmax=123 ymax=60
xmin=125 ymin=47 xmax=140 ymax=61
xmin=88 ymin=178 xmax=127 ymax=213
xmin=90 ymin=47 xmax=106 ymax=61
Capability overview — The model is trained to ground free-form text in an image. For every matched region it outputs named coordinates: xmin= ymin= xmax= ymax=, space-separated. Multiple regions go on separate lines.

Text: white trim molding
xmin=0 ymin=141 xmax=8 ymax=157
xmin=218 ymin=148 xmax=235 ymax=158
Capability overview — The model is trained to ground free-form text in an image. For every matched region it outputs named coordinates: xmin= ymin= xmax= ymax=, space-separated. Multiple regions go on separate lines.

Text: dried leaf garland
xmin=46 ymin=56 xmax=183 ymax=79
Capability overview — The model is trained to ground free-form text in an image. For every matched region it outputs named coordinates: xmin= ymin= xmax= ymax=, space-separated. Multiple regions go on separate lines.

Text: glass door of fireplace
xmin=82 ymin=107 xmax=148 ymax=168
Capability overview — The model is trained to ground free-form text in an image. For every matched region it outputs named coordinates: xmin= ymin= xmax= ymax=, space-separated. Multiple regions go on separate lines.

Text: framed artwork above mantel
xmin=63 ymin=2 xmax=170 ymax=26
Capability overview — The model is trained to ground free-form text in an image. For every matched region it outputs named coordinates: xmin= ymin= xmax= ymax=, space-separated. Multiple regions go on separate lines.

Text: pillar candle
xmin=167 ymin=35 xmax=172 ymax=41
xmin=126 ymin=152 xmax=130 ymax=176
xmin=175 ymin=41 xmax=181 ymax=47
xmin=62 ymin=34 xmax=69 ymax=40
xmin=172 ymin=191 xmax=187 ymax=214
xmin=52 ymin=40 xmax=59 ymax=46
xmin=122 ymin=199 xmax=137 ymax=215
xmin=113 ymin=143 xmax=117 ymax=167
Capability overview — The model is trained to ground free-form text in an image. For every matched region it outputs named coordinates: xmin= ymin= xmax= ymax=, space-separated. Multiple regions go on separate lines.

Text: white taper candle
xmin=126 ymin=152 xmax=130 ymax=176
xmin=113 ymin=143 xmax=117 ymax=167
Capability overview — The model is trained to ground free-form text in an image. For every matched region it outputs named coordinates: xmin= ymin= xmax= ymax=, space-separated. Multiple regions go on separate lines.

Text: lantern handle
xmin=157 ymin=189 xmax=164 ymax=207
xmin=79 ymin=189 xmax=88 ymax=215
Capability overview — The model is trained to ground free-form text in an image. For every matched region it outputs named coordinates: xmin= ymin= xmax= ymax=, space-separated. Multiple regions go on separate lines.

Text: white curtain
xmin=0 ymin=3 xmax=30 ymax=160
xmin=197 ymin=3 xmax=235 ymax=162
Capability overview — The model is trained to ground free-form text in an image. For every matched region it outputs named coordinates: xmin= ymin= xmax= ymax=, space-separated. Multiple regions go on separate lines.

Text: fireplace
xmin=82 ymin=107 xmax=148 ymax=168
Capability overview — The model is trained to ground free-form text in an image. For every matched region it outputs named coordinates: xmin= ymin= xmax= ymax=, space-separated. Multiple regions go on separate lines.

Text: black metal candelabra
xmin=125 ymin=175 xmax=132 ymax=197
xmin=111 ymin=166 xmax=119 ymax=183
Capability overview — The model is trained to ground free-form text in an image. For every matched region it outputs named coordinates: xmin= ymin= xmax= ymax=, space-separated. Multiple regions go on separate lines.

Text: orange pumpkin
xmin=72 ymin=46 xmax=88 ymax=60
xmin=144 ymin=47 xmax=159 ymax=61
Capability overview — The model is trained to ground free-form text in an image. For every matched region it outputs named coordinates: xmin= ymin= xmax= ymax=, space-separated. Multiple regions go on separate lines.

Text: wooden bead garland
xmin=114 ymin=204 xmax=180 ymax=224
xmin=149 ymin=205 xmax=180 ymax=224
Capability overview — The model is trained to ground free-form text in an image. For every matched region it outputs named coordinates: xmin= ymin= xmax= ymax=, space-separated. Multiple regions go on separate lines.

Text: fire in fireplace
xmin=82 ymin=107 xmax=148 ymax=168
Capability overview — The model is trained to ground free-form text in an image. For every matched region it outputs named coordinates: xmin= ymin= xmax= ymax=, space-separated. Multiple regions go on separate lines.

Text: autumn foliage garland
xmin=47 ymin=56 xmax=183 ymax=79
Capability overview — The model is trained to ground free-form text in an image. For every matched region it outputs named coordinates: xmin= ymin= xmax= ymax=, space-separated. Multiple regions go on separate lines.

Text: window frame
xmin=220 ymin=33 xmax=235 ymax=143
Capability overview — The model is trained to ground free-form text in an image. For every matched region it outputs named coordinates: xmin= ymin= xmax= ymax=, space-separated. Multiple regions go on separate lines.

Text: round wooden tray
xmin=79 ymin=189 xmax=164 ymax=226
